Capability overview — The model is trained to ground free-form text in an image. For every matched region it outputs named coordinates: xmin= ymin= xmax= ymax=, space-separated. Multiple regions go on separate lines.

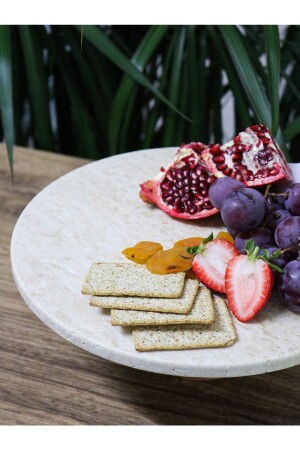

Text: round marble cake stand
xmin=11 ymin=148 xmax=300 ymax=378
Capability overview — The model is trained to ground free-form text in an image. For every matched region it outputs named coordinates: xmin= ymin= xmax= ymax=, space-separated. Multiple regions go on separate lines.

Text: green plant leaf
xmin=18 ymin=26 xmax=53 ymax=151
xmin=203 ymin=232 xmax=214 ymax=244
xmin=208 ymin=26 xmax=252 ymax=130
xmin=245 ymin=239 xmax=255 ymax=255
xmin=0 ymin=25 xmax=14 ymax=175
xmin=78 ymin=25 xmax=189 ymax=122
xmin=108 ymin=25 xmax=169 ymax=154
xmin=60 ymin=27 xmax=109 ymax=144
xmin=162 ymin=27 xmax=186 ymax=146
xmin=264 ymin=26 xmax=280 ymax=136
xmin=45 ymin=27 xmax=99 ymax=159
xmin=142 ymin=32 xmax=176 ymax=149
xmin=284 ymin=115 xmax=300 ymax=141
xmin=219 ymin=26 xmax=271 ymax=127
xmin=219 ymin=25 xmax=290 ymax=160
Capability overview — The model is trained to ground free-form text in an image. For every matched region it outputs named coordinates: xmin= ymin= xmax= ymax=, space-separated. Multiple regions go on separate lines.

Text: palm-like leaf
xmin=0 ymin=25 xmax=14 ymax=175
xmin=0 ymin=25 xmax=299 ymax=170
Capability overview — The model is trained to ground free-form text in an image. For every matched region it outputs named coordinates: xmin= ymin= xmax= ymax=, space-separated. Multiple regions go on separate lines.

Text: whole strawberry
xmin=189 ymin=233 xmax=239 ymax=293
xmin=225 ymin=240 xmax=277 ymax=322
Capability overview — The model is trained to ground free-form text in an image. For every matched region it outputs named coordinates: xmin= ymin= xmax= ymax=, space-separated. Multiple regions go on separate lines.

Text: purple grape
xmin=285 ymin=183 xmax=300 ymax=215
xmin=234 ymin=228 xmax=274 ymax=253
xmin=221 ymin=188 xmax=267 ymax=232
xmin=278 ymin=260 xmax=300 ymax=313
xmin=226 ymin=226 xmax=239 ymax=238
xmin=274 ymin=216 xmax=300 ymax=251
xmin=264 ymin=209 xmax=291 ymax=232
xmin=258 ymin=245 xmax=288 ymax=269
xmin=208 ymin=177 xmax=244 ymax=210
xmin=266 ymin=201 xmax=285 ymax=213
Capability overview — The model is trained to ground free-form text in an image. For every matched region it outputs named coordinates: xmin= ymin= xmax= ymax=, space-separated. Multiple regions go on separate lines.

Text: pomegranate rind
xmin=201 ymin=124 xmax=293 ymax=187
xmin=139 ymin=144 xmax=219 ymax=220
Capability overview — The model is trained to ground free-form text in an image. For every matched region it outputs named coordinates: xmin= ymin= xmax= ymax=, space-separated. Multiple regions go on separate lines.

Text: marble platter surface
xmin=11 ymin=148 xmax=300 ymax=378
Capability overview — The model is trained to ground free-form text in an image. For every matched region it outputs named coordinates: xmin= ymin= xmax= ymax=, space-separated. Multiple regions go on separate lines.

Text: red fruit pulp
xmin=140 ymin=143 xmax=219 ymax=220
xmin=202 ymin=124 xmax=293 ymax=187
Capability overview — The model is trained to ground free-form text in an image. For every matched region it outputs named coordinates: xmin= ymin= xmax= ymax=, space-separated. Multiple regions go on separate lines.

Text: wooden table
xmin=1 ymin=144 xmax=300 ymax=425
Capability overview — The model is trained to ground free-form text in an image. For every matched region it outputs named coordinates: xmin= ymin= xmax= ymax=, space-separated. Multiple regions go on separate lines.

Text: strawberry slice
xmin=191 ymin=236 xmax=239 ymax=293
xmin=225 ymin=252 xmax=274 ymax=322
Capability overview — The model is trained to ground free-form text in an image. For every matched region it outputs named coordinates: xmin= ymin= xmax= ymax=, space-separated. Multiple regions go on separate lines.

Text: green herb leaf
xmin=245 ymin=239 xmax=255 ymax=255
xmin=262 ymin=249 xmax=270 ymax=259
xmin=203 ymin=232 xmax=214 ymax=244
xmin=186 ymin=246 xmax=200 ymax=255
xmin=270 ymin=249 xmax=282 ymax=259
xmin=267 ymin=261 xmax=283 ymax=273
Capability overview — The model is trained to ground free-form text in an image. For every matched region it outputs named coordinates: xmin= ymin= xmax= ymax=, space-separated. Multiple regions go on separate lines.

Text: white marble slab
xmin=10 ymin=148 xmax=300 ymax=378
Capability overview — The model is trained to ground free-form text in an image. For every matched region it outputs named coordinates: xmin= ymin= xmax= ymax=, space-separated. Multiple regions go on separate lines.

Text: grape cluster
xmin=208 ymin=180 xmax=300 ymax=313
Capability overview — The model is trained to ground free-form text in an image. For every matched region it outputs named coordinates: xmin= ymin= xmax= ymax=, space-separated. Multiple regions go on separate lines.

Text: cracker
xmin=132 ymin=297 xmax=237 ymax=351
xmin=82 ymin=263 xmax=185 ymax=298
xmin=111 ymin=286 xmax=214 ymax=326
xmin=89 ymin=279 xmax=198 ymax=314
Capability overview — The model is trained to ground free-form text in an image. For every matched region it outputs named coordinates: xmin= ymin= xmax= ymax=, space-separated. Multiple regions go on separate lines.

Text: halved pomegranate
xmin=201 ymin=124 xmax=293 ymax=187
xmin=140 ymin=143 xmax=219 ymax=220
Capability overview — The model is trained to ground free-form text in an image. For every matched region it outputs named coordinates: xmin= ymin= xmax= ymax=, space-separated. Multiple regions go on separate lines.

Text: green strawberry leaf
xmin=262 ymin=249 xmax=270 ymax=259
xmin=186 ymin=232 xmax=214 ymax=256
xmin=186 ymin=246 xmax=200 ymax=255
xmin=245 ymin=239 xmax=255 ymax=255
xmin=270 ymin=249 xmax=282 ymax=259
xmin=203 ymin=232 xmax=214 ymax=244
xmin=266 ymin=261 xmax=283 ymax=273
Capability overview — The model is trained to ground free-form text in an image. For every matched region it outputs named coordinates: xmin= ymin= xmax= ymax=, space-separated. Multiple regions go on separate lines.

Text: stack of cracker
xmin=82 ymin=263 xmax=237 ymax=352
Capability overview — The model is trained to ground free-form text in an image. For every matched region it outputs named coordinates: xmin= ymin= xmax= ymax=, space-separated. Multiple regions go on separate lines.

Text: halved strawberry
xmin=225 ymin=254 xmax=274 ymax=322
xmin=191 ymin=237 xmax=239 ymax=293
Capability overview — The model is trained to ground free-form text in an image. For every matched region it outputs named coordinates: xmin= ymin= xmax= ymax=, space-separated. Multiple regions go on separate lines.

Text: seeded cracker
xmin=90 ymin=279 xmax=198 ymax=314
xmin=110 ymin=286 xmax=214 ymax=326
xmin=82 ymin=263 xmax=185 ymax=298
xmin=132 ymin=297 xmax=237 ymax=351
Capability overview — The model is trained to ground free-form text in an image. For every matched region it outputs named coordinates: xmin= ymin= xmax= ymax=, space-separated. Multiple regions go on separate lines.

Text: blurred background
xmin=1 ymin=24 xmax=300 ymax=171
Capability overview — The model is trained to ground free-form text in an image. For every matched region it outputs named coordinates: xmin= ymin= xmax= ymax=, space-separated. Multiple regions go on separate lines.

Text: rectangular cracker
xmin=132 ymin=297 xmax=237 ymax=351
xmin=89 ymin=279 xmax=198 ymax=314
xmin=82 ymin=263 xmax=185 ymax=298
xmin=111 ymin=286 xmax=214 ymax=326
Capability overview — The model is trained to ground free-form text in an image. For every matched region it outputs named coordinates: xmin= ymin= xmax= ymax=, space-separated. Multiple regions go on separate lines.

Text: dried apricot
xmin=146 ymin=247 xmax=193 ymax=274
xmin=216 ymin=231 xmax=234 ymax=244
xmin=122 ymin=241 xmax=163 ymax=264
xmin=173 ymin=237 xmax=204 ymax=249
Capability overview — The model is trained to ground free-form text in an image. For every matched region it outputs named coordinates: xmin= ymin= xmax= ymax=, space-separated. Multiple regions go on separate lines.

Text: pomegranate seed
xmin=262 ymin=137 xmax=271 ymax=145
xmin=223 ymin=168 xmax=233 ymax=176
xmin=213 ymin=155 xmax=225 ymax=164
xmin=206 ymin=176 xmax=216 ymax=184
xmin=232 ymin=153 xmax=243 ymax=162
xmin=216 ymin=163 xmax=228 ymax=171
xmin=209 ymin=144 xmax=221 ymax=155
xmin=161 ymin=181 xmax=171 ymax=190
